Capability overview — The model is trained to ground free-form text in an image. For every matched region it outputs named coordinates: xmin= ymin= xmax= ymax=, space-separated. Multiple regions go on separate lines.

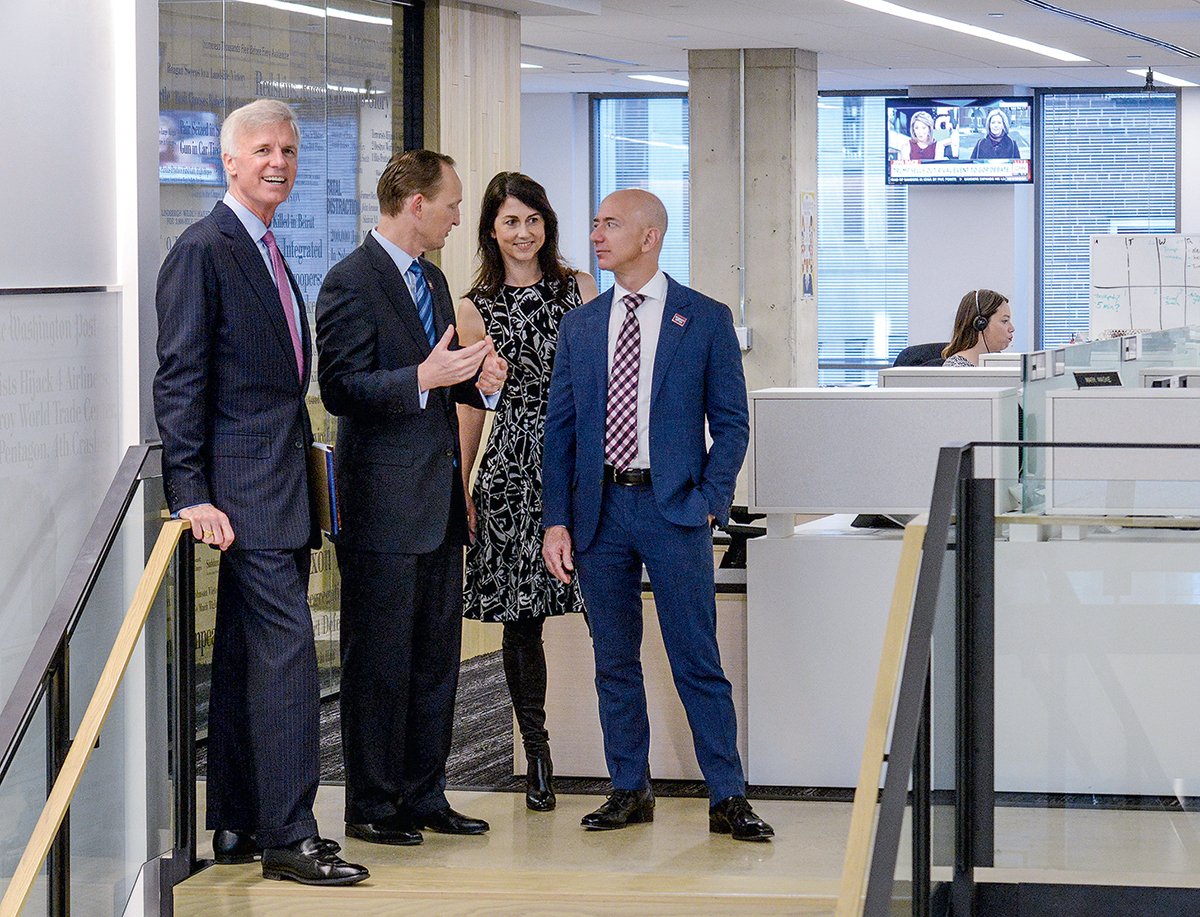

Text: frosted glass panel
xmin=0 ymin=292 xmax=121 ymax=710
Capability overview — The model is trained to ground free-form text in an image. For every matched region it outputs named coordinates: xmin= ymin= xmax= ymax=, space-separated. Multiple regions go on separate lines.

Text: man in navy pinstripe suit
xmin=153 ymin=99 xmax=368 ymax=886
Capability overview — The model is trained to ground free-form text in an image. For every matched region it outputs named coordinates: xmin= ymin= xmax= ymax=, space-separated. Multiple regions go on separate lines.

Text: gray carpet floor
xmin=195 ymin=649 xmax=838 ymax=801
xmin=196 ymin=649 xmax=519 ymax=789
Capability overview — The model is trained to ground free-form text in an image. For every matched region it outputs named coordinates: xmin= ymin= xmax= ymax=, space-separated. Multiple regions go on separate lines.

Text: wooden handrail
xmin=0 ymin=519 xmax=190 ymax=917
xmin=835 ymin=515 xmax=928 ymax=917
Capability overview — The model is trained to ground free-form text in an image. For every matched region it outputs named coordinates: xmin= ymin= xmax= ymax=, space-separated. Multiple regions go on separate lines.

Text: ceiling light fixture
xmin=841 ymin=0 xmax=1088 ymax=63
xmin=628 ymin=74 xmax=690 ymax=87
xmin=1127 ymin=67 xmax=1197 ymax=88
xmin=1017 ymin=0 xmax=1200 ymax=59
xmin=520 ymin=62 xmax=543 ymax=69
xmin=231 ymin=0 xmax=392 ymax=26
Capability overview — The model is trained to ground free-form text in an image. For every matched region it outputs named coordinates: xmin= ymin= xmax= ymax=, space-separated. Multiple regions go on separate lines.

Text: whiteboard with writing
xmin=1090 ymin=234 xmax=1200 ymax=336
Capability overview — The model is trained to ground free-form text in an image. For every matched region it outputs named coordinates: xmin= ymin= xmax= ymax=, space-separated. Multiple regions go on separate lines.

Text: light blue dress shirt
xmin=222 ymin=192 xmax=303 ymax=335
xmin=369 ymin=228 xmax=500 ymax=410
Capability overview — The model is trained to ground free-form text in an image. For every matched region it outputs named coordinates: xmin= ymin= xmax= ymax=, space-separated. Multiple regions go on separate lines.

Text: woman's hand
xmin=465 ymin=491 xmax=478 ymax=543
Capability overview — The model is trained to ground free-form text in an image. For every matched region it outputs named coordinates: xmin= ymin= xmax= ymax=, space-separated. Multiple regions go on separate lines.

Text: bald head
xmin=607 ymin=189 xmax=668 ymax=237
xmin=591 ymin=189 xmax=668 ymax=288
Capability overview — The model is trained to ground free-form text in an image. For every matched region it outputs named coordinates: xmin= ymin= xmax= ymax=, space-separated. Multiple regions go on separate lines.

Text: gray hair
xmin=220 ymin=99 xmax=301 ymax=159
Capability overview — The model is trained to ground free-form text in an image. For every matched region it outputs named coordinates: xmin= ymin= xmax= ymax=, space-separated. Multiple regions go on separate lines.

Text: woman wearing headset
xmin=942 ymin=289 xmax=1013 ymax=366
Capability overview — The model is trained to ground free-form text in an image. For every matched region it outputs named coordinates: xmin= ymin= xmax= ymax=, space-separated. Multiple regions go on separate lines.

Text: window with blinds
xmin=817 ymin=95 xmax=909 ymax=385
xmin=592 ymin=95 xmax=690 ymax=290
xmin=1039 ymin=91 xmax=1177 ymax=348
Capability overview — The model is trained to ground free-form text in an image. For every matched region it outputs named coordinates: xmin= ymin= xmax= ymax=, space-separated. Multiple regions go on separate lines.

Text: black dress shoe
xmin=526 ymin=754 xmax=556 ymax=812
xmin=581 ymin=788 xmax=655 ymax=830
xmin=213 ymin=830 xmax=341 ymax=864
xmin=261 ymin=835 xmax=369 ymax=886
xmin=408 ymin=807 xmax=489 ymax=835
xmin=709 ymin=795 xmax=774 ymax=842
xmin=213 ymin=829 xmax=258 ymax=865
xmin=345 ymin=812 xmax=423 ymax=846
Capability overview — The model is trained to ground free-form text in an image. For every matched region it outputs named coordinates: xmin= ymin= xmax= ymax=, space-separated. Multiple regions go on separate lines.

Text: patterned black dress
xmin=464 ymin=275 xmax=585 ymax=623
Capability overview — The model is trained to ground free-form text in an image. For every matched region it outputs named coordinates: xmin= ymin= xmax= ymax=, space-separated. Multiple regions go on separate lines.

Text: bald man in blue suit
xmin=541 ymin=189 xmax=773 ymax=842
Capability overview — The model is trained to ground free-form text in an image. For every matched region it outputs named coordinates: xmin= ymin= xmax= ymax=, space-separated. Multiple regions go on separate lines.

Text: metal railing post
xmin=912 ymin=665 xmax=932 ymax=917
xmin=952 ymin=464 xmax=995 ymax=917
xmin=864 ymin=446 xmax=965 ymax=916
xmin=46 ymin=647 xmax=70 ymax=917
xmin=170 ymin=535 xmax=197 ymax=875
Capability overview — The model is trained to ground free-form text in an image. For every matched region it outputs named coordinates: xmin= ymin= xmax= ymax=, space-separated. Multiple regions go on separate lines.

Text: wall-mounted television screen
xmin=160 ymin=110 xmax=223 ymax=185
xmin=885 ymin=97 xmax=1033 ymax=186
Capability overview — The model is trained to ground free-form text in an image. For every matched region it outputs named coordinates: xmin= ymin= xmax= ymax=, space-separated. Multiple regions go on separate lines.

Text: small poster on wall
xmin=801 ymin=191 xmax=816 ymax=299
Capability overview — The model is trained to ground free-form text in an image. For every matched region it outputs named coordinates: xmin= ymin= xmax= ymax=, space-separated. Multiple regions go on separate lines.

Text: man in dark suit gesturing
xmin=316 ymin=150 xmax=506 ymax=846
xmin=542 ymin=189 xmax=773 ymax=842
xmin=153 ymin=99 xmax=368 ymax=885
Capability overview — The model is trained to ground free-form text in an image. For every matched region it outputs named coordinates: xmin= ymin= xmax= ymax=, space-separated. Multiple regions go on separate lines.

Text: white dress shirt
xmin=606 ymin=270 xmax=667 ymax=470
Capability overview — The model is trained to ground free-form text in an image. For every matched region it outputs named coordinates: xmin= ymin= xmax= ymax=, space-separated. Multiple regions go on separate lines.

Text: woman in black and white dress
xmin=457 ymin=172 xmax=598 ymax=812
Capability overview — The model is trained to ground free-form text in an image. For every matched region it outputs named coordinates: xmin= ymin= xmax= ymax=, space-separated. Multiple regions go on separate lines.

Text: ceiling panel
xmin=514 ymin=0 xmax=1200 ymax=92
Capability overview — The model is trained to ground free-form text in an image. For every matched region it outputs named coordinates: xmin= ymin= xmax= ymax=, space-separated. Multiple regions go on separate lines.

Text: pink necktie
xmin=605 ymin=293 xmax=644 ymax=470
xmin=262 ymin=230 xmax=304 ymax=379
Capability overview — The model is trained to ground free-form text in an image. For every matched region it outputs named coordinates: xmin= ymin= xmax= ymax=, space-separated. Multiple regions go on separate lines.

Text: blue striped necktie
xmin=406 ymin=259 xmax=436 ymax=348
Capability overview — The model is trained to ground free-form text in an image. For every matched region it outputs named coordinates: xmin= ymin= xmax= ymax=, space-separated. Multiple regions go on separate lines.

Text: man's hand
xmin=417 ymin=325 xmax=490 ymax=391
xmin=477 ymin=337 xmax=508 ymax=396
xmin=179 ymin=502 xmax=235 ymax=551
xmin=542 ymin=525 xmax=574 ymax=584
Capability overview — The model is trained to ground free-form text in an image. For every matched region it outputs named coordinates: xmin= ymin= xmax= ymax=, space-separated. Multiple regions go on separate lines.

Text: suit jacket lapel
xmin=591 ymin=288 xmax=615 ymax=401
xmin=423 ymin=257 xmax=454 ymax=345
xmin=214 ymin=202 xmax=302 ymax=376
xmin=650 ymin=275 xmax=689 ymax=407
xmin=280 ymin=257 xmax=311 ymax=384
xmin=363 ymin=234 xmax=433 ymax=356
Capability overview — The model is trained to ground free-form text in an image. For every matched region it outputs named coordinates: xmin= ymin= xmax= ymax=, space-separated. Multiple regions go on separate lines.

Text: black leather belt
xmin=604 ymin=464 xmax=652 ymax=486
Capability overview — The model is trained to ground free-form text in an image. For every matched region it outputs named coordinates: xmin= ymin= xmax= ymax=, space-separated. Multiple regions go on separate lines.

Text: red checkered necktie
xmin=605 ymin=292 xmax=645 ymax=471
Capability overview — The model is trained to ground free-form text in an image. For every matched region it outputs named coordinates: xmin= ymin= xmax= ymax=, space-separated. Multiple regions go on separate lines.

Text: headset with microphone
xmin=972 ymin=289 xmax=992 ymax=352
xmin=971 ymin=289 xmax=989 ymax=331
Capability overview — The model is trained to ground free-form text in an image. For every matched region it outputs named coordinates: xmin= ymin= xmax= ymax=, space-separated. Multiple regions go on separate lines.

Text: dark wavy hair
xmin=942 ymin=288 xmax=1009 ymax=358
xmin=469 ymin=171 xmax=573 ymax=299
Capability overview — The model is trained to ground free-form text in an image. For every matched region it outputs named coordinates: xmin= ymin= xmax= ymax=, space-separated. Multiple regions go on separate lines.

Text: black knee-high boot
xmin=502 ymin=618 xmax=554 ymax=811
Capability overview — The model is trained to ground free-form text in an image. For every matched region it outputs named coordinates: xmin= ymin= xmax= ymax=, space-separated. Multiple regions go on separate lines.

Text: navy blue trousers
xmin=575 ymin=482 xmax=745 ymax=804
xmin=207 ymin=547 xmax=320 ymax=848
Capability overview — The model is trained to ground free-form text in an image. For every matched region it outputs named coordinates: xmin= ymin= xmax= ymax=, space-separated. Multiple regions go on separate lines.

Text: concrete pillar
xmin=688 ymin=48 xmax=819 ymax=391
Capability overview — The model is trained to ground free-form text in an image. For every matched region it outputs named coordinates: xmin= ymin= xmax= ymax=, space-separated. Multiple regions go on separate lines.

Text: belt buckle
xmin=606 ymin=464 xmax=649 ymax=486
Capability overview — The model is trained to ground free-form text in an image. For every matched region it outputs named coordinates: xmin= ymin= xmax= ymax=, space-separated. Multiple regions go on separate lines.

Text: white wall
xmin=0 ymin=1 xmax=157 ymax=710
xmin=906 ymin=183 xmax=1036 ymax=353
xmin=1180 ymin=87 xmax=1200 ymax=235
xmin=520 ymin=93 xmax=593 ymax=273
xmin=0 ymin=1 xmax=160 ymax=907
xmin=0 ymin=7 xmax=117 ymax=287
